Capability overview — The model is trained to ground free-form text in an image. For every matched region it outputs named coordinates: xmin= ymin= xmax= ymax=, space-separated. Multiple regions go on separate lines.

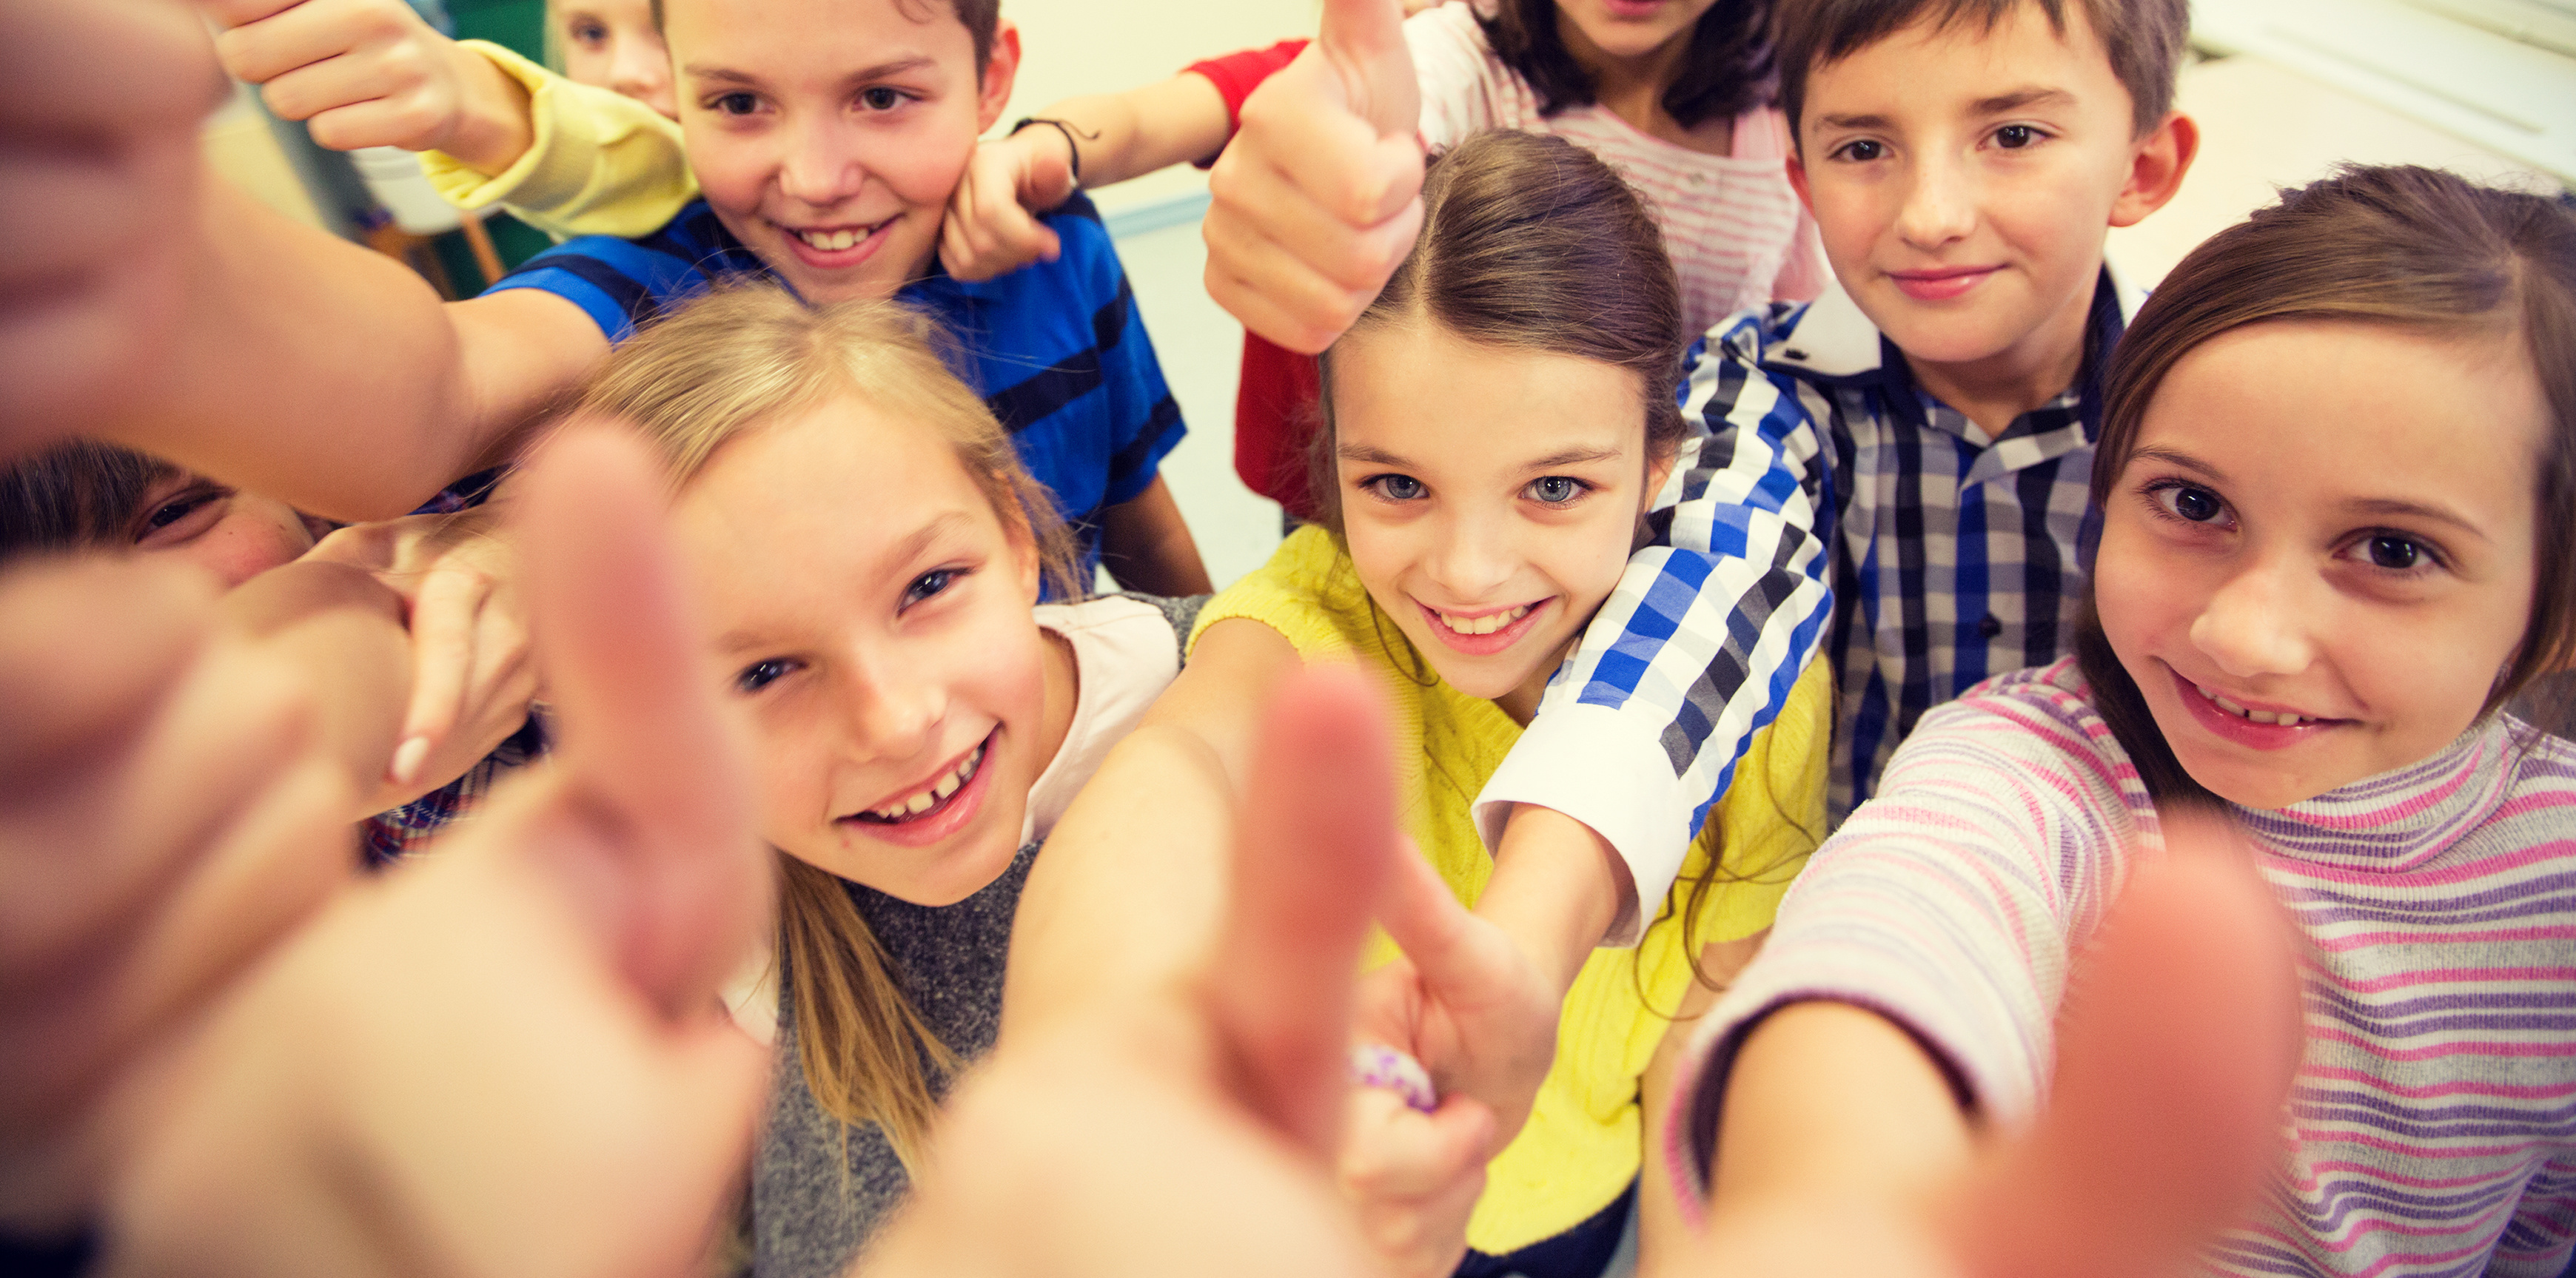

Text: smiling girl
xmin=568 ymin=283 xmax=1200 ymax=1278
xmin=1009 ymin=132 xmax=1833 ymax=1278
xmin=1665 ymin=164 xmax=2576 ymax=1278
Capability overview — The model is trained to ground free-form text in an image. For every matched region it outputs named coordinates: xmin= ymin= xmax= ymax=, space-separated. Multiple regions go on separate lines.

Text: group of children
xmin=1 ymin=0 xmax=2571 ymax=1275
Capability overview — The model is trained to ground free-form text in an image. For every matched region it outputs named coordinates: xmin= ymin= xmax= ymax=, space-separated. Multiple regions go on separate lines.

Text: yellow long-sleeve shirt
xmin=420 ymin=41 xmax=697 ymax=241
xmin=1193 ymin=526 xmax=1833 ymax=1254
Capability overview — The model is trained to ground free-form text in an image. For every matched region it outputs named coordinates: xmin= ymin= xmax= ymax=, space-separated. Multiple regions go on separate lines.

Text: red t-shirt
xmin=1185 ymin=40 xmax=1328 ymax=518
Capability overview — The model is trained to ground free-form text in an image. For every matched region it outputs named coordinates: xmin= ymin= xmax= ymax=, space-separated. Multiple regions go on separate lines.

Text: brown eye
xmin=2367 ymin=535 xmax=2423 ymax=570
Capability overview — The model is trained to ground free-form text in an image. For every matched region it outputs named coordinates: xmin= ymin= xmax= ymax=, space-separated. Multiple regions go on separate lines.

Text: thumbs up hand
xmin=1202 ymin=0 xmax=1425 ymax=354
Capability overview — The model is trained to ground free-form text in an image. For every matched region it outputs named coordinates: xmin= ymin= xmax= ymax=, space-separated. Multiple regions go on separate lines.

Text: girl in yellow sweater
xmin=1008 ymin=130 xmax=1833 ymax=1278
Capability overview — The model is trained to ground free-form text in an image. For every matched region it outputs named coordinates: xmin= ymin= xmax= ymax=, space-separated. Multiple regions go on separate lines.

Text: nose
xmin=779 ymin=115 xmax=868 ymax=210
xmin=2188 ymin=553 xmax=2318 ymax=681
xmin=1422 ymin=506 xmax=1517 ymax=602
xmin=1894 ymin=149 xmax=1976 ymax=252
xmin=836 ymin=648 xmax=944 ymax=766
xmin=610 ymin=42 xmax=668 ymax=103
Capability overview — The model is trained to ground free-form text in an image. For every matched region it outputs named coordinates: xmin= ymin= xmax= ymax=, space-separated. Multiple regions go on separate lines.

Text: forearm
xmin=1698 ymin=1002 xmax=1974 ymax=1222
xmin=1028 ymin=75 xmax=1232 ymax=190
xmin=101 ymin=181 xmax=485 ymax=522
xmin=218 ymin=560 xmax=412 ymax=813
xmin=1097 ymin=477 xmax=1212 ymax=597
xmin=1476 ymin=804 xmax=1624 ymax=995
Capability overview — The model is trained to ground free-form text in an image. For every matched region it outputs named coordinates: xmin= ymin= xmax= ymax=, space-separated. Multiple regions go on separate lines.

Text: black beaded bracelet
xmin=1008 ymin=116 xmax=1085 ymax=188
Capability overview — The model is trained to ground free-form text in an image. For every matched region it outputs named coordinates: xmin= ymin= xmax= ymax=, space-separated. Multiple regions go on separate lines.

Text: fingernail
xmin=389 ymin=735 xmax=430 ymax=786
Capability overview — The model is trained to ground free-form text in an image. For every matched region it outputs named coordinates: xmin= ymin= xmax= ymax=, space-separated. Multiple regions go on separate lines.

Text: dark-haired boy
xmin=203 ymin=0 xmax=1209 ymax=593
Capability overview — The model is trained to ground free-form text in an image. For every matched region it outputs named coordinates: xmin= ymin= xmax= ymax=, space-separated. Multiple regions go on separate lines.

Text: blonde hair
xmin=574 ymin=282 xmax=1079 ymax=1169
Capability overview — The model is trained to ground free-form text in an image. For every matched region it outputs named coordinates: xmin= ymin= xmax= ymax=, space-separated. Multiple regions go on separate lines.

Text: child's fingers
xmin=1206 ymin=665 xmax=1404 ymax=1157
xmin=1311 ymin=0 xmax=1421 ymax=143
xmin=1198 ymin=193 xmax=1409 ymax=355
xmin=1951 ymin=850 xmax=2302 ymax=1278
xmin=392 ymin=565 xmax=485 ymax=785
xmin=195 ymin=0 xmax=310 ymax=36
xmin=511 ymin=423 xmax=760 ymax=1017
xmin=210 ymin=0 xmax=382 ymax=87
xmin=1339 ymin=1087 xmax=1496 ymax=1202
xmin=1235 ymin=62 xmax=1423 ymax=230
xmin=1375 ymin=838 xmax=1487 ymax=989
xmin=0 ymin=0 xmax=227 ymax=135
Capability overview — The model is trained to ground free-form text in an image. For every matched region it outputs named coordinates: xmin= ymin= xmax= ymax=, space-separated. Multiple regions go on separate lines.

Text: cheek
xmin=879 ymin=120 xmax=978 ymax=208
xmin=2090 ymin=513 xmax=2197 ymax=659
xmin=680 ymin=125 xmax=770 ymax=212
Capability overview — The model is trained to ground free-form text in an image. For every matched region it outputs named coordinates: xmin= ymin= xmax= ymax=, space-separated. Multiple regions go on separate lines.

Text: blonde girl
xmin=572 ymin=284 xmax=1200 ymax=1278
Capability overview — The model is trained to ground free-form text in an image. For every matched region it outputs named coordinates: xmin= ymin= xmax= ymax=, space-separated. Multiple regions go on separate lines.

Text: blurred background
xmin=204 ymin=0 xmax=2575 ymax=592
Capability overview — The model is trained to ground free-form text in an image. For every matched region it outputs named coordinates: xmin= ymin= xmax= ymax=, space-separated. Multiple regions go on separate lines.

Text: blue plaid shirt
xmin=1480 ymin=269 xmax=2139 ymax=906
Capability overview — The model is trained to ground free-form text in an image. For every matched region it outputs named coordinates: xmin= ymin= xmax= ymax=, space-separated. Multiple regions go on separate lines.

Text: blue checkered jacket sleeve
xmin=1472 ymin=306 xmax=1834 ymax=944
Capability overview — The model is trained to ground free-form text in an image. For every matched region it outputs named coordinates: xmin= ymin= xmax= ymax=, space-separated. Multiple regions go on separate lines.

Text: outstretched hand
xmin=1202 ymin=0 xmax=1424 ymax=354
xmin=102 ymin=426 xmax=771 ymax=1278
xmin=865 ymin=666 xmax=1410 ymax=1278
xmin=939 ymin=129 xmax=1074 ymax=283
xmin=202 ymin=0 xmax=533 ymax=167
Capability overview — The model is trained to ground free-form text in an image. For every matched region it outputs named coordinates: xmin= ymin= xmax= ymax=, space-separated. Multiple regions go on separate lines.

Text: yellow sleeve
xmin=1187 ymin=525 xmax=1377 ymax=665
xmin=418 ymin=41 xmax=698 ymax=241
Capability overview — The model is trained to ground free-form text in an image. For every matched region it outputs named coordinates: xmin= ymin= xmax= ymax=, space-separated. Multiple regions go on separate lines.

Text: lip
xmin=2164 ymin=665 xmax=2346 ymax=753
xmin=1599 ymin=0 xmax=1670 ymax=16
xmin=1413 ymin=597 xmax=1552 ymax=658
xmin=774 ymin=216 xmax=897 ymax=272
xmin=1886 ymin=264 xmax=2001 ymax=303
xmin=836 ymin=730 xmax=998 ymax=850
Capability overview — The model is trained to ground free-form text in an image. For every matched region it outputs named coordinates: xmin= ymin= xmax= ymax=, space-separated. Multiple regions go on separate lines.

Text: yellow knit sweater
xmin=1193 ymin=527 xmax=1832 ymax=1253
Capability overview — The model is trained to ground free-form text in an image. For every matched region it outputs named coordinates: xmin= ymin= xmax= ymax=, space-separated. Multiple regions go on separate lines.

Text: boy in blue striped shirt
xmin=206 ymin=0 xmax=1208 ymax=594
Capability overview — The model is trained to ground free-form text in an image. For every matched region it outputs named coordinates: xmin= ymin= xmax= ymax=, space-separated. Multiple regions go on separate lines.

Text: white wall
xmin=993 ymin=0 xmax=1318 ymax=217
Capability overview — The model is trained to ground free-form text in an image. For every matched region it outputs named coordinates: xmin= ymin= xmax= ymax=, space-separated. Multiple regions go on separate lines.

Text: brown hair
xmin=1477 ymin=0 xmax=1774 ymax=130
xmin=650 ymin=0 xmax=999 ymax=73
xmin=1775 ymin=0 xmax=2189 ymax=141
xmin=576 ymin=282 xmax=1077 ymax=1169
xmin=2078 ymin=164 xmax=2576 ymax=803
xmin=0 ymin=440 xmax=178 ymax=565
xmin=1317 ymin=132 xmax=1783 ymax=986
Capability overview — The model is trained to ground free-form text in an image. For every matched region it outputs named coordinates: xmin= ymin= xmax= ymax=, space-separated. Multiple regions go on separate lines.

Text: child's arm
xmin=1096 ymin=475 xmax=1212 ymax=597
xmin=207 ymin=0 xmax=696 ymax=241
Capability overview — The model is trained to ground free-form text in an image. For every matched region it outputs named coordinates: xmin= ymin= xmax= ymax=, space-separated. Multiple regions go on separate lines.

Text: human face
xmin=554 ymin=0 xmax=675 ymax=120
xmin=672 ymin=396 xmax=1059 ymax=905
xmin=1329 ymin=323 xmax=1669 ymax=723
xmin=1554 ymin=0 xmax=1717 ymax=67
xmin=665 ymin=0 xmax=1016 ymax=304
xmin=1790 ymin=2 xmax=2190 ymax=391
xmin=128 ymin=472 xmax=324 ymax=589
xmin=2094 ymin=320 xmax=2546 ymax=810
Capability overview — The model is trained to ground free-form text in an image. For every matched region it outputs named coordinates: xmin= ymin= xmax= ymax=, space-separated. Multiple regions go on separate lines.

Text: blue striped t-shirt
xmin=486 ymin=194 xmax=1184 ymax=582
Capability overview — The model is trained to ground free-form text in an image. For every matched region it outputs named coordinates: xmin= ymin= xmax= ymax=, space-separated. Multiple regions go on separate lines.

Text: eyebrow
xmin=1337 ymin=443 xmax=1627 ymax=470
xmin=708 ymin=509 xmax=977 ymax=654
xmin=1971 ymin=87 xmax=2077 ymax=115
xmin=682 ymin=55 xmax=937 ymax=87
xmin=2130 ymin=445 xmax=2227 ymax=482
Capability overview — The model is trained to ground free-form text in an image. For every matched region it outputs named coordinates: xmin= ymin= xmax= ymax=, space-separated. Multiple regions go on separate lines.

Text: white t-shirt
xmin=1406 ymin=1 xmax=1831 ymax=336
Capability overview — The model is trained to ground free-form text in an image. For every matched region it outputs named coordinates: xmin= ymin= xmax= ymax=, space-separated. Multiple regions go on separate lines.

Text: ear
xmin=1645 ymin=442 xmax=1680 ymax=511
xmin=1785 ymin=149 xmax=1814 ymax=216
xmin=999 ymin=477 xmax=1043 ymax=605
xmin=2110 ymin=110 xmax=2198 ymax=229
xmin=976 ymin=19 xmax=1021 ymax=135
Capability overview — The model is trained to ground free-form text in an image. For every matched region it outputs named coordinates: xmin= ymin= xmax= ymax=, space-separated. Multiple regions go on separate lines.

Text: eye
xmin=2146 ymin=480 xmax=2230 ymax=526
xmin=735 ymin=657 xmax=799 ymax=694
xmin=1993 ymin=124 xmax=2041 ymax=149
xmin=709 ymin=91 xmax=761 ymax=116
xmin=902 ymin=567 xmax=962 ymax=610
xmin=570 ymin=20 xmax=608 ymax=45
xmin=2349 ymin=532 xmax=2435 ymax=573
xmin=1364 ymin=474 xmax=1426 ymax=502
xmin=858 ymin=86 xmax=907 ymax=111
xmin=1830 ymin=138 xmax=1886 ymax=163
xmin=1525 ymin=476 xmax=1589 ymax=505
xmin=132 ymin=487 xmax=227 ymax=548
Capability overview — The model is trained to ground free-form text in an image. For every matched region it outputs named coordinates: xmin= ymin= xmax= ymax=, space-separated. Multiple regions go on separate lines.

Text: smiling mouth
xmin=779 ymin=218 xmax=893 ymax=253
xmin=848 ymin=735 xmax=990 ymax=826
xmin=1429 ymin=603 xmax=1534 ymax=636
xmin=2186 ymin=678 xmax=2331 ymax=727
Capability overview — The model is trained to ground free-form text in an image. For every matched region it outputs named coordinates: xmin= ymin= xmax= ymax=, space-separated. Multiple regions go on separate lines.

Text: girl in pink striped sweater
xmin=1660 ymin=164 xmax=2576 ymax=1278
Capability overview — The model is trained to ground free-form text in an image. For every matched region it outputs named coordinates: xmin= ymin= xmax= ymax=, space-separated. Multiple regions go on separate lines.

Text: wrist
xmin=439 ymin=42 xmax=536 ymax=175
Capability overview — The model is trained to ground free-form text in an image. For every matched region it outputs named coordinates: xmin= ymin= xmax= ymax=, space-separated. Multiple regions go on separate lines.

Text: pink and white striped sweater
xmin=1668 ymin=657 xmax=2576 ymax=1277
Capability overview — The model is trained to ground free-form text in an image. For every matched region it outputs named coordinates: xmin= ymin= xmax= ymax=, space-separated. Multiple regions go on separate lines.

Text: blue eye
xmin=736 ymin=657 xmax=796 ymax=693
xmin=902 ymin=568 xmax=961 ymax=609
xmin=1366 ymin=474 xmax=1426 ymax=502
xmin=1527 ymin=476 xmax=1586 ymax=505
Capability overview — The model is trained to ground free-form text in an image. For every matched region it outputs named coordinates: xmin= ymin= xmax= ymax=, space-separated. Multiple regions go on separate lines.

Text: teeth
xmin=2195 ymin=682 xmax=2314 ymax=727
xmin=865 ymin=741 xmax=987 ymax=821
xmin=796 ymin=226 xmax=873 ymax=252
xmin=1435 ymin=604 xmax=1532 ymax=636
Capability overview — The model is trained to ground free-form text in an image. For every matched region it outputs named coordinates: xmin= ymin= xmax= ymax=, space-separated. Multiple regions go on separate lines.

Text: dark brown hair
xmin=2078 ymin=164 xmax=2576 ymax=803
xmin=1775 ymin=0 xmax=2188 ymax=142
xmin=0 ymin=440 xmax=178 ymax=566
xmin=650 ymin=0 xmax=1000 ymax=73
xmin=1476 ymin=0 xmax=1775 ymax=130
xmin=1315 ymin=132 xmax=1785 ymax=986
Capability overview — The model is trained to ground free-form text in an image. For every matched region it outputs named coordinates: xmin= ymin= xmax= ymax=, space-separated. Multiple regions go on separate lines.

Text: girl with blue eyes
xmin=1013 ymin=132 xmax=1836 ymax=1278
xmin=570 ymin=283 xmax=1198 ymax=1278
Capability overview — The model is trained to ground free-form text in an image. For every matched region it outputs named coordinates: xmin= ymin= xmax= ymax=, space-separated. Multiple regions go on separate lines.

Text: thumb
xmin=1205 ymin=665 xmax=1404 ymax=1157
xmin=1376 ymin=835 xmax=1503 ymax=1010
xmin=1316 ymin=0 xmax=1420 ymax=141
xmin=1951 ymin=833 xmax=2303 ymax=1278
